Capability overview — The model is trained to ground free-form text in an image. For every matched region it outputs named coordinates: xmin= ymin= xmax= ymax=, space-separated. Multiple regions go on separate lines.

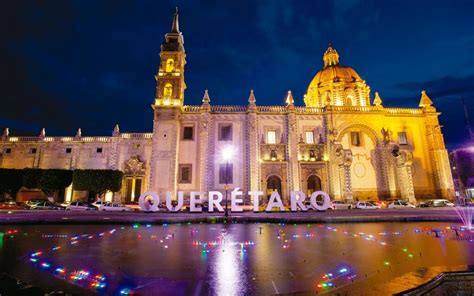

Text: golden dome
xmin=304 ymin=47 xmax=371 ymax=107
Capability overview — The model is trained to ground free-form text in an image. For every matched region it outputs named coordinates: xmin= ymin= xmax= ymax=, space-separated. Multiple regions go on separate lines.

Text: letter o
xmin=138 ymin=191 xmax=160 ymax=212
xmin=310 ymin=191 xmax=331 ymax=211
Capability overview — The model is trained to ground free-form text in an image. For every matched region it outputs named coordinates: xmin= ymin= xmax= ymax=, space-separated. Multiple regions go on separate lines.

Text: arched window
xmin=165 ymin=59 xmax=174 ymax=73
xmin=164 ymin=83 xmax=173 ymax=97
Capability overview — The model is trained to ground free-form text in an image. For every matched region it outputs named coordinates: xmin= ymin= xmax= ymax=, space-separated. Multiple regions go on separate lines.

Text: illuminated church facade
xmin=0 ymin=11 xmax=454 ymax=203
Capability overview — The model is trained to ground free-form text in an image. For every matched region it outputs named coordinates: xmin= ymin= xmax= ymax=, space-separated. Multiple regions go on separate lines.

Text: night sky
xmin=1 ymin=0 xmax=473 ymax=150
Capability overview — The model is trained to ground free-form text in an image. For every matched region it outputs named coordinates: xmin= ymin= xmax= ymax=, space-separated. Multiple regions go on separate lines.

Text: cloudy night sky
xmin=1 ymin=0 xmax=473 ymax=149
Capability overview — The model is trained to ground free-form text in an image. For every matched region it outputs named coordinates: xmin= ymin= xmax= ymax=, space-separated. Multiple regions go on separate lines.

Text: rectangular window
xmin=182 ymin=126 xmax=194 ymax=140
xmin=96 ymin=147 xmax=103 ymax=153
xmin=4 ymin=148 xmax=11 ymax=154
xmin=350 ymin=132 xmax=361 ymax=147
xmin=178 ymin=164 xmax=192 ymax=184
xmin=218 ymin=124 xmax=233 ymax=141
xmin=266 ymin=130 xmax=277 ymax=144
xmin=398 ymin=132 xmax=408 ymax=145
xmin=305 ymin=131 xmax=314 ymax=144
xmin=66 ymin=148 xmax=72 ymax=154
xmin=30 ymin=148 xmax=37 ymax=154
xmin=219 ymin=163 xmax=233 ymax=184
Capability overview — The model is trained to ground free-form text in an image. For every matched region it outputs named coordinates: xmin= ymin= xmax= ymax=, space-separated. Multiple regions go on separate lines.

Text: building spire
xmin=162 ymin=7 xmax=184 ymax=52
xmin=113 ymin=124 xmax=120 ymax=136
xmin=373 ymin=91 xmax=383 ymax=107
xmin=39 ymin=128 xmax=46 ymax=139
xmin=171 ymin=7 xmax=180 ymax=33
xmin=248 ymin=89 xmax=256 ymax=104
xmin=202 ymin=89 xmax=210 ymax=104
xmin=75 ymin=128 xmax=82 ymax=140
xmin=285 ymin=90 xmax=294 ymax=106
xmin=2 ymin=128 xmax=9 ymax=137
xmin=419 ymin=90 xmax=433 ymax=108
xmin=247 ymin=89 xmax=257 ymax=111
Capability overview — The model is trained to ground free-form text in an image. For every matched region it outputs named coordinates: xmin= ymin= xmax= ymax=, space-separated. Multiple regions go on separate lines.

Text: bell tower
xmin=149 ymin=8 xmax=186 ymax=196
xmin=154 ymin=7 xmax=186 ymax=107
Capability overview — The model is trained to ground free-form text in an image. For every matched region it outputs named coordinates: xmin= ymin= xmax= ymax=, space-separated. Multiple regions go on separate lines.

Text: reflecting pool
xmin=1 ymin=222 xmax=473 ymax=295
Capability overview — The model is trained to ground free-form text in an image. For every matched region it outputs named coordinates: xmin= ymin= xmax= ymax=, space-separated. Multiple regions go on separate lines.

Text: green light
xmin=408 ymin=253 xmax=414 ymax=258
xmin=384 ymin=261 xmax=390 ymax=266
xmin=132 ymin=224 xmax=139 ymax=229
xmin=402 ymin=248 xmax=407 ymax=252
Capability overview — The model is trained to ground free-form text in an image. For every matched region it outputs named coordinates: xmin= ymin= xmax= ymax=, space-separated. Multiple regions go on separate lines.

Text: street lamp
xmin=222 ymin=146 xmax=235 ymax=217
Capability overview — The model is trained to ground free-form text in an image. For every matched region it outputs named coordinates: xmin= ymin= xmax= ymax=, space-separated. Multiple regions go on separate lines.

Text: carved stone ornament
xmin=334 ymin=144 xmax=343 ymax=157
xmin=396 ymin=150 xmax=413 ymax=166
xmin=381 ymin=128 xmax=392 ymax=144
xmin=124 ymin=155 xmax=145 ymax=175
xmin=200 ymin=115 xmax=210 ymax=130
xmin=342 ymin=149 xmax=353 ymax=166
xmin=248 ymin=118 xmax=257 ymax=132
xmin=290 ymin=121 xmax=297 ymax=133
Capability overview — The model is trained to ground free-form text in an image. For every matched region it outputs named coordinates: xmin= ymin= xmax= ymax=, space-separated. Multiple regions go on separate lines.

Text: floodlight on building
xmin=222 ymin=145 xmax=235 ymax=161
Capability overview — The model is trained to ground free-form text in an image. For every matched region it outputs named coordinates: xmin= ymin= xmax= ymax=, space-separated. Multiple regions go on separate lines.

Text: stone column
xmin=339 ymin=149 xmax=353 ymax=201
xmin=423 ymin=108 xmax=454 ymax=199
xmin=395 ymin=150 xmax=416 ymax=203
xmin=149 ymin=107 xmax=181 ymax=197
xmin=247 ymin=111 xmax=260 ymax=193
xmin=198 ymin=111 xmax=211 ymax=192
xmin=108 ymin=125 xmax=121 ymax=170
xmin=372 ymin=146 xmax=390 ymax=199
xmin=286 ymin=110 xmax=300 ymax=195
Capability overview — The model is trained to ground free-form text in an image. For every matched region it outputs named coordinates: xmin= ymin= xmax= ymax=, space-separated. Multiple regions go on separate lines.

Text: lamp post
xmin=224 ymin=159 xmax=229 ymax=217
xmin=222 ymin=146 xmax=234 ymax=218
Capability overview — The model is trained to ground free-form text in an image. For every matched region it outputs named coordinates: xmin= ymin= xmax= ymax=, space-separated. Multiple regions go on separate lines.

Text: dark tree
xmin=0 ymin=169 xmax=24 ymax=200
xmin=38 ymin=169 xmax=73 ymax=197
xmin=73 ymin=169 xmax=123 ymax=197
xmin=22 ymin=168 xmax=43 ymax=189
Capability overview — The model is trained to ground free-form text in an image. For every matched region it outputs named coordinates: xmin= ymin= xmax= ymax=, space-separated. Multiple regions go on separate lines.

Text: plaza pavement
xmin=0 ymin=208 xmax=467 ymax=225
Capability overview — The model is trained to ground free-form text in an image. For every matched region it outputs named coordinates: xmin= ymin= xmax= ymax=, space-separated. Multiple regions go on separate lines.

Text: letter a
xmin=265 ymin=191 xmax=285 ymax=212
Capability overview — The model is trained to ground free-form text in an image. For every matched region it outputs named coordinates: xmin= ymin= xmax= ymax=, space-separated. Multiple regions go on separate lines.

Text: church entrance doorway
xmin=266 ymin=175 xmax=282 ymax=200
xmin=307 ymin=175 xmax=322 ymax=196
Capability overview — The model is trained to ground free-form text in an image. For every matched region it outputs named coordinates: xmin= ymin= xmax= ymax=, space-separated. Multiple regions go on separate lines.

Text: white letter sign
xmin=290 ymin=191 xmax=307 ymax=212
xmin=208 ymin=191 xmax=224 ymax=212
xmin=266 ymin=191 xmax=285 ymax=212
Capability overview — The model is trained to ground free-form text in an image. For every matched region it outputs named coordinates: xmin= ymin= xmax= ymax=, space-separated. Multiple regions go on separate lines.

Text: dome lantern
xmin=323 ymin=47 xmax=340 ymax=67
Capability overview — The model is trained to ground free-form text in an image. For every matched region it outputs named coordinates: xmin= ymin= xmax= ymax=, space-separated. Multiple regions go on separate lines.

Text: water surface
xmin=1 ymin=222 xmax=473 ymax=295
